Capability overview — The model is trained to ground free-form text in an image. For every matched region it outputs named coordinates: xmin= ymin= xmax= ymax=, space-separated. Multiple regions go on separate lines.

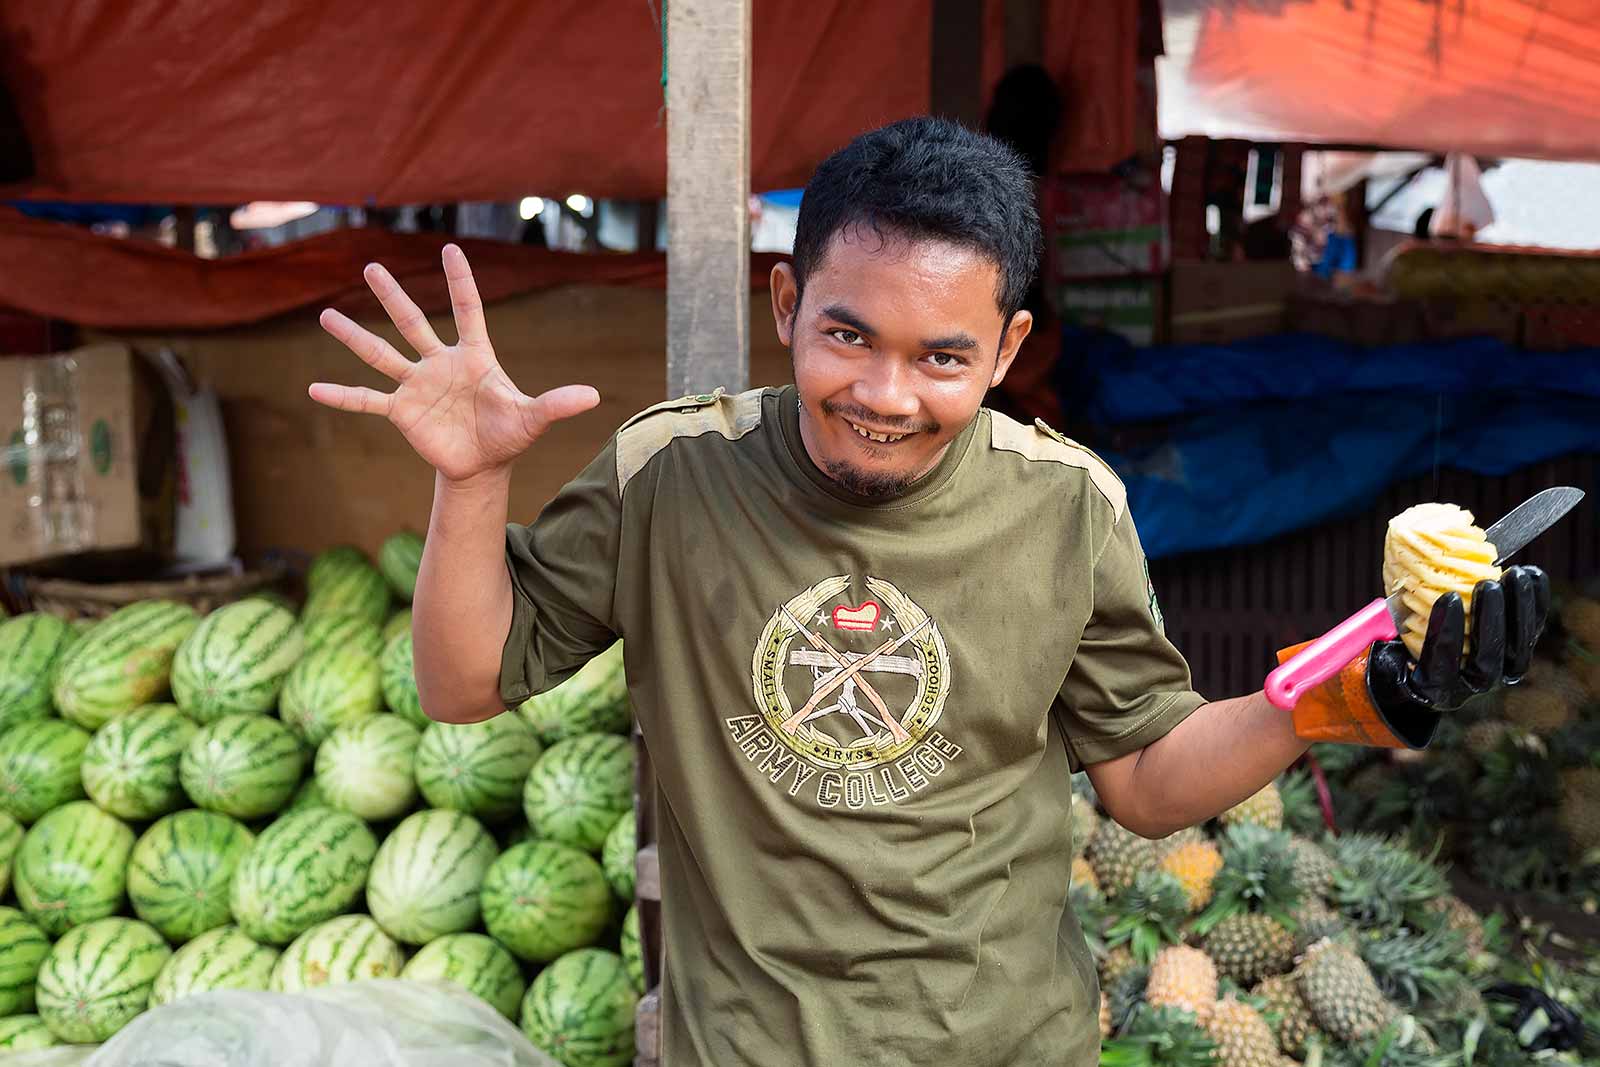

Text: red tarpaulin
xmin=1161 ymin=0 xmax=1600 ymax=162
xmin=0 ymin=0 xmax=1138 ymax=207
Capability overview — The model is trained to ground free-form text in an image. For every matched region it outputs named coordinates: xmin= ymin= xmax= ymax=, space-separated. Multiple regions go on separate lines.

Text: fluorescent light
xmin=519 ymin=196 xmax=545 ymax=220
xmin=565 ymin=194 xmax=592 ymax=215
xmin=229 ymin=201 xmax=319 ymax=230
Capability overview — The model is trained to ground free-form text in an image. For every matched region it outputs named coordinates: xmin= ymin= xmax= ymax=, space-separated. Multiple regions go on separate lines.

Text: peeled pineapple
xmin=1383 ymin=503 xmax=1502 ymax=659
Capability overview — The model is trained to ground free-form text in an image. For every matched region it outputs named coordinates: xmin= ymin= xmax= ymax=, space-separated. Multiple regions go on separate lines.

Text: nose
xmin=850 ymin=356 xmax=920 ymax=421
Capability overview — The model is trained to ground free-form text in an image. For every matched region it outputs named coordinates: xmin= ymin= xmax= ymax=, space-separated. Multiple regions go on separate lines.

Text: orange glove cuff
xmin=1274 ymin=640 xmax=1414 ymax=749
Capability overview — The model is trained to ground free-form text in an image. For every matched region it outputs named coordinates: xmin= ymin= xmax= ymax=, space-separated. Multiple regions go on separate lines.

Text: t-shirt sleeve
xmin=1056 ymin=505 xmax=1206 ymax=771
xmin=498 ymin=437 xmax=624 ymax=710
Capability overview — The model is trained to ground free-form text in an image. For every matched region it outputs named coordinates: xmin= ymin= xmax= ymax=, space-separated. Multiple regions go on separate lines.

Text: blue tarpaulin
xmin=1061 ymin=331 xmax=1600 ymax=559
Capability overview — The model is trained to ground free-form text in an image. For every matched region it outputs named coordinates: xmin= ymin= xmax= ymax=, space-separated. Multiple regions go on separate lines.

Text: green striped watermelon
xmin=480 ymin=841 xmax=613 ymax=963
xmin=14 ymin=801 xmax=134 ymax=936
xmin=0 ymin=614 xmax=76 ymax=735
xmin=269 ymin=915 xmax=404 ymax=992
xmin=314 ymin=714 xmax=420 ymax=820
xmin=401 ymin=932 xmax=526 ymax=1021
xmin=180 ymin=713 xmax=302 ymax=818
xmin=0 ymin=718 xmax=90 ymax=824
xmin=379 ymin=530 xmax=424 ymax=602
xmin=302 ymin=559 xmax=389 ymax=624
xmin=0 ymin=906 xmax=49 ymax=1015
xmin=279 ymin=642 xmax=383 ymax=745
xmin=35 ymin=917 xmax=170 ymax=1043
xmin=149 ymin=924 xmax=279 ymax=1007
xmin=518 ymin=642 xmax=629 ymax=744
xmin=81 ymin=704 xmax=197 ymax=820
xmin=51 ymin=600 xmax=200 ymax=730
xmin=415 ymin=713 xmax=543 ymax=820
xmin=300 ymin=613 xmax=385 ymax=659
xmin=0 ymin=811 xmax=20 ymax=895
xmin=241 ymin=590 xmax=298 ymax=615
xmin=283 ymin=776 xmax=331 ymax=813
xmin=0 ymin=1014 xmax=59 ymax=1050
xmin=383 ymin=609 xmax=412 ymax=647
xmin=230 ymin=808 xmax=377 ymax=945
xmin=171 ymin=600 xmax=304 ymax=722
xmin=367 ymin=810 xmax=498 ymax=944
xmin=520 ymin=948 xmax=638 ymax=1067
xmin=601 ymin=810 xmax=635 ymax=901
xmin=380 ymin=631 xmax=430 ymax=728
xmin=522 ymin=733 xmax=634 ymax=853
xmin=306 ymin=545 xmax=369 ymax=592
xmin=127 ymin=810 xmax=255 ymax=943
xmin=620 ymin=905 xmax=643 ymax=994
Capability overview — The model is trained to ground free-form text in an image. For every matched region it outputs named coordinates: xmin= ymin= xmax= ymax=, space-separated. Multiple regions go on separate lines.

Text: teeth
xmin=847 ymin=421 xmax=907 ymax=444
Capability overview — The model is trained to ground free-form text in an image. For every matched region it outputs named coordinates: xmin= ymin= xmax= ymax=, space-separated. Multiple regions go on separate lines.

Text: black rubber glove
xmin=1365 ymin=565 xmax=1551 ymax=745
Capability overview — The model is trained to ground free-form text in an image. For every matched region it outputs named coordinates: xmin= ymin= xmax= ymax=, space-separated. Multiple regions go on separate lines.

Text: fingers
xmin=520 ymin=385 xmax=601 ymax=439
xmin=1502 ymin=565 xmax=1546 ymax=681
xmin=363 ymin=262 xmax=445 ymax=357
xmin=1462 ymin=579 xmax=1505 ymax=691
xmin=442 ymin=244 xmax=489 ymax=348
xmin=307 ymin=382 xmax=393 ymax=417
xmin=1412 ymin=590 xmax=1465 ymax=703
xmin=319 ymin=309 xmax=415 ymax=382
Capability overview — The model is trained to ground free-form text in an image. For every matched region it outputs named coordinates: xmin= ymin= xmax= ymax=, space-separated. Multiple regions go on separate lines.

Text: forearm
xmin=1128 ymin=691 xmax=1310 ymax=837
xmin=412 ymin=467 xmax=517 ymax=723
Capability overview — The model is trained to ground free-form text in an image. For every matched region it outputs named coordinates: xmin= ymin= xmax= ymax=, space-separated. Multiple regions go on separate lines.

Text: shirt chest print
xmin=729 ymin=575 xmax=964 ymax=810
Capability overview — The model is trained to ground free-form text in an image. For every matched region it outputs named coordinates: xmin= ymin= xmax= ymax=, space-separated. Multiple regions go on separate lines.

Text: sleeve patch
xmin=987 ymin=410 xmax=1127 ymax=521
xmin=615 ymin=386 xmax=768 ymax=493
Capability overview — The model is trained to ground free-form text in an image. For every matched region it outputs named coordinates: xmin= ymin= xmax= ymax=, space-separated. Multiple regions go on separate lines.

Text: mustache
xmin=820 ymin=399 xmax=938 ymax=435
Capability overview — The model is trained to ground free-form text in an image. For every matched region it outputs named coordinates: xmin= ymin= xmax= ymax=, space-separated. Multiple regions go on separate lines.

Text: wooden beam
xmin=666 ymin=0 xmax=752 ymax=398
xmin=1004 ymin=0 xmax=1043 ymax=68
xmin=931 ymin=0 xmax=985 ymax=126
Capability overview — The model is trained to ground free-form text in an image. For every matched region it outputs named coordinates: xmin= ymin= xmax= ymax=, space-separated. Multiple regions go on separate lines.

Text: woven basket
xmin=22 ymin=565 xmax=286 ymax=621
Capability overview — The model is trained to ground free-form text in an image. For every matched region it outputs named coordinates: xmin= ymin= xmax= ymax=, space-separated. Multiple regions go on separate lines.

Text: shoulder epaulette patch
xmin=988 ymin=411 xmax=1126 ymax=521
xmin=615 ymin=386 xmax=767 ymax=493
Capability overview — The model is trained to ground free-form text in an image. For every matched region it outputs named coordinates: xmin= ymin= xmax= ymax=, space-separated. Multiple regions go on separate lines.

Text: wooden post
xmin=1004 ymin=0 xmax=1043 ymax=68
xmin=931 ymin=0 xmax=986 ymax=126
xmin=665 ymin=0 xmax=752 ymax=397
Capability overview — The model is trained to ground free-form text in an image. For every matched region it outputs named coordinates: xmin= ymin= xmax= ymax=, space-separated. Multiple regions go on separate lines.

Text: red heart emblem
xmin=832 ymin=601 xmax=881 ymax=632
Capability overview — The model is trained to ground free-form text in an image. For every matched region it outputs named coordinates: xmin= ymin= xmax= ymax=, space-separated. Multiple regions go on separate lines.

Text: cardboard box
xmin=1168 ymin=261 xmax=1296 ymax=346
xmin=0 ymin=344 xmax=172 ymax=566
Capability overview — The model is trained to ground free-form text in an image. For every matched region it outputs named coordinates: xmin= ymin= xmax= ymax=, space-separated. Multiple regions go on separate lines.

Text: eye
xmin=926 ymin=352 xmax=966 ymax=369
xmin=828 ymin=329 xmax=867 ymax=346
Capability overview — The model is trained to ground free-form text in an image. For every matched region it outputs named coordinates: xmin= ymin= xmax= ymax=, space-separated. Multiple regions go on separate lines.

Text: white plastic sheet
xmin=6 ymin=980 xmax=561 ymax=1067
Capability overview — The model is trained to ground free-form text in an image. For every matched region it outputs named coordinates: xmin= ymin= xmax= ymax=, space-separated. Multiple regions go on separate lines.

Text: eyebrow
xmin=818 ymin=303 xmax=982 ymax=352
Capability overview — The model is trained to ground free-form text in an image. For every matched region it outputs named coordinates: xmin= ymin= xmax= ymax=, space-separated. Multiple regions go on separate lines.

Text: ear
xmin=770 ymin=262 xmax=801 ymax=347
xmin=988 ymin=309 xmax=1034 ymax=389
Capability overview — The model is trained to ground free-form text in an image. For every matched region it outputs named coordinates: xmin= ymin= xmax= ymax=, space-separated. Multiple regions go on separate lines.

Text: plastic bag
xmin=6 ymin=980 xmax=560 ymax=1067
xmin=1431 ymin=152 xmax=1495 ymax=239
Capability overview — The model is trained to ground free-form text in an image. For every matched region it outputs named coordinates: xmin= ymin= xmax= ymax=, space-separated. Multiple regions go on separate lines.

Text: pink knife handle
xmin=1264 ymin=598 xmax=1399 ymax=710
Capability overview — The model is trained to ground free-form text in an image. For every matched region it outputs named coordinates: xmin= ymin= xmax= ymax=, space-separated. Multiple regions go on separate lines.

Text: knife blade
xmin=1382 ymin=485 xmax=1585 ymax=627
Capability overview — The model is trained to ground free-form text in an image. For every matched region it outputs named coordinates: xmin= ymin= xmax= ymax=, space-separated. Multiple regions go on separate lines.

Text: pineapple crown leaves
xmin=1101 ymin=1003 xmax=1217 ymax=1067
xmin=1106 ymin=870 xmax=1191 ymax=964
xmin=1190 ymin=822 xmax=1302 ymax=935
xmin=1324 ymin=833 xmax=1450 ymax=933
xmin=1107 ymin=963 xmax=1153 ymax=1036
xmin=1278 ymin=767 xmax=1330 ymax=838
xmin=1354 ymin=923 xmax=1471 ymax=1011
xmin=1473 ymin=741 xmax=1558 ymax=812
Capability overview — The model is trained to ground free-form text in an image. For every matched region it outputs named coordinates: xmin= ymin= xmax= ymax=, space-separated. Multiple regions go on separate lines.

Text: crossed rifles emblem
xmin=776 ymin=604 xmax=931 ymax=744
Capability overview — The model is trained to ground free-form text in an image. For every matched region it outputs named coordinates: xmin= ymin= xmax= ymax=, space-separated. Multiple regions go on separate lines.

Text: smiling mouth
xmin=842 ymin=418 xmax=912 ymax=445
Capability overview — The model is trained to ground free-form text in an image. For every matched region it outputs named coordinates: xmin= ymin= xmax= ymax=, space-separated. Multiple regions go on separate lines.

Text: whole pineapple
xmin=1202 ymin=912 xmax=1296 ymax=985
xmin=1203 ymin=997 xmax=1280 ymax=1067
xmin=1219 ymin=782 xmax=1284 ymax=831
xmin=1421 ymin=894 xmax=1485 ymax=958
xmin=1462 ymin=718 xmax=1514 ymax=758
xmin=1503 ymin=684 xmax=1573 ymax=735
xmin=1160 ymin=839 xmax=1224 ymax=912
xmin=1287 ymin=836 xmax=1337 ymax=900
xmin=1100 ymin=944 xmax=1138 ymax=988
xmin=1556 ymin=765 xmax=1600 ymax=854
xmin=1070 ymin=797 xmax=1100 ymax=860
xmin=1252 ymin=974 xmax=1318 ymax=1057
xmin=1293 ymin=937 xmax=1395 ymax=1042
xmin=1098 ymin=991 xmax=1111 ymax=1039
xmin=1072 ymin=854 xmax=1102 ymax=898
xmin=1145 ymin=945 xmax=1218 ymax=1024
xmin=1088 ymin=818 xmax=1162 ymax=898
xmin=1288 ymin=897 xmax=1345 ymax=955
xmin=1562 ymin=594 xmax=1600 ymax=653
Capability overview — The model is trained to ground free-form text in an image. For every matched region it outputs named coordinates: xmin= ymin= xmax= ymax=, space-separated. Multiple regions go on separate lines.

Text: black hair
xmin=791 ymin=116 xmax=1042 ymax=323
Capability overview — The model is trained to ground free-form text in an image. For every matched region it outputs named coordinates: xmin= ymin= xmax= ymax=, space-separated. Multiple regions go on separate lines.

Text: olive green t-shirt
xmin=500 ymin=384 xmax=1205 ymax=1066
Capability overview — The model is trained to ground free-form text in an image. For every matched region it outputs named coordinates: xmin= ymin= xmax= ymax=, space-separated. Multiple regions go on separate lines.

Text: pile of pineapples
xmin=1317 ymin=588 xmax=1600 ymax=904
xmin=1074 ymin=773 xmax=1599 ymax=1066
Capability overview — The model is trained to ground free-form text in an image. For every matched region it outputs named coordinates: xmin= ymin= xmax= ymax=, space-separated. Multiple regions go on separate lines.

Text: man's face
xmin=771 ymin=227 xmax=1032 ymax=498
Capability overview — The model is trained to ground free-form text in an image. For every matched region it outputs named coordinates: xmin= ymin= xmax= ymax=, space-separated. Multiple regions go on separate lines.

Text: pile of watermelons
xmin=0 ymin=534 xmax=641 ymax=1067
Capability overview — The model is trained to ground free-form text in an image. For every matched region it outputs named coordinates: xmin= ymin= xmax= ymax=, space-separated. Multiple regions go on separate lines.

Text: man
xmin=310 ymin=118 xmax=1548 ymax=1065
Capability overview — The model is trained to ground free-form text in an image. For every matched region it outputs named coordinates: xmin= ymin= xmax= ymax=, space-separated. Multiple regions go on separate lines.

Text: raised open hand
xmin=309 ymin=244 xmax=599 ymax=483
